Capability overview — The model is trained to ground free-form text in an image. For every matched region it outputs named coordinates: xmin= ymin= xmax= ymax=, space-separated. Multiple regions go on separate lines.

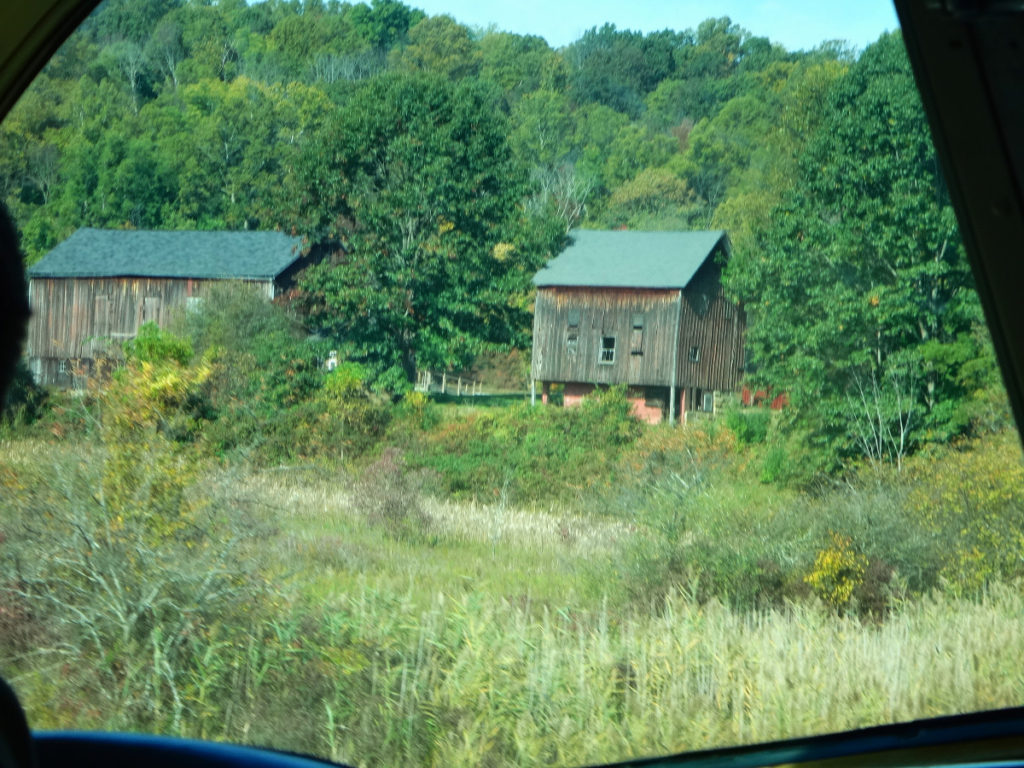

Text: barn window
xmin=689 ymin=345 xmax=700 ymax=363
xmin=599 ymin=336 xmax=616 ymax=364
xmin=567 ymin=309 xmax=580 ymax=328
xmin=630 ymin=313 xmax=645 ymax=355
xmin=58 ymin=359 xmax=67 ymax=375
xmin=566 ymin=332 xmax=578 ymax=354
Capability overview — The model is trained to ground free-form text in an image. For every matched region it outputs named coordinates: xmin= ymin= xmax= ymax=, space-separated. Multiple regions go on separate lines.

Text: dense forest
xmin=0 ymin=0 xmax=1008 ymax=467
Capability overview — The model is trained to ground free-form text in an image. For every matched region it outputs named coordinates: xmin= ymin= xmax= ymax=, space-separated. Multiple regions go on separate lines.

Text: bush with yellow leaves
xmin=906 ymin=431 xmax=1024 ymax=594
xmin=804 ymin=532 xmax=868 ymax=612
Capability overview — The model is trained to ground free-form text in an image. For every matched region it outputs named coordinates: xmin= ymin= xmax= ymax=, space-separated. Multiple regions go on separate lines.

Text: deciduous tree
xmin=291 ymin=73 xmax=561 ymax=390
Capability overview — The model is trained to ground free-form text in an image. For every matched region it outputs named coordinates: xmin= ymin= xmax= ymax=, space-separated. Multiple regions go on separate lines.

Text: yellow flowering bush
xmin=805 ymin=532 xmax=867 ymax=611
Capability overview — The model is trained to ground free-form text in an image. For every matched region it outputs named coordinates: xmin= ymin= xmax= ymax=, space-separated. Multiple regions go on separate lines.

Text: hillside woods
xmin=2 ymin=2 xmax=1024 ymax=767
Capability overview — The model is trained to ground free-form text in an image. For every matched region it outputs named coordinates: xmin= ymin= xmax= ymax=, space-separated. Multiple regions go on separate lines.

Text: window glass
xmin=600 ymin=335 xmax=616 ymax=363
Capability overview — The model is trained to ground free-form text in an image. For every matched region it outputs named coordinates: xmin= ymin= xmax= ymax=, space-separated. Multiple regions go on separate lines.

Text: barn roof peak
xmin=533 ymin=229 xmax=729 ymax=289
xmin=28 ymin=228 xmax=306 ymax=281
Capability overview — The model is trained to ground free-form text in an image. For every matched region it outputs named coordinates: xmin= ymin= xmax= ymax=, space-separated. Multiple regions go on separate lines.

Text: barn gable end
xmin=530 ymin=229 xmax=745 ymax=424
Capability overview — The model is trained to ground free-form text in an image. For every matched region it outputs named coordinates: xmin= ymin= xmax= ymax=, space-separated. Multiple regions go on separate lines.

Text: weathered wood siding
xmin=532 ymin=287 xmax=681 ymax=386
xmin=674 ymin=258 xmax=745 ymax=392
xmin=531 ymin=245 xmax=746 ymax=400
xmin=28 ymin=276 xmax=273 ymax=384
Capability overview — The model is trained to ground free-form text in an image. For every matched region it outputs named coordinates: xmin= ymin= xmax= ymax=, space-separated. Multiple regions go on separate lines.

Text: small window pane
xmin=599 ymin=336 xmax=615 ymax=364
xmin=632 ymin=313 xmax=644 ymax=329
xmin=689 ymin=345 xmax=700 ymax=363
xmin=567 ymin=309 xmax=581 ymax=327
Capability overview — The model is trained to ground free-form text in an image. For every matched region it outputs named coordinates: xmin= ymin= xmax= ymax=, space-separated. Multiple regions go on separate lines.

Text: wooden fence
xmin=415 ymin=370 xmax=483 ymax=396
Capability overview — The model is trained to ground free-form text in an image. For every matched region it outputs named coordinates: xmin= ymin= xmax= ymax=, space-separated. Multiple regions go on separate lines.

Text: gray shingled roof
xmin=27 ymin=228 xmax=305 ymax=280
xmin=533 ymin=229 xmax=728 ymax=289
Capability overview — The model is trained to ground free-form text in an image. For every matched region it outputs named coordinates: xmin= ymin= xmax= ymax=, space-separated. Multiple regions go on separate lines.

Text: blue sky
xmin=408 ymin=0 xmax=901 ymax=52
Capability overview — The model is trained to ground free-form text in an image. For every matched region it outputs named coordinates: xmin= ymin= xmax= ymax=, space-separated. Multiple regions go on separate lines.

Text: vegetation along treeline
xmin=2 ymin=2 xmax=1023 ymax=766
xmin=1 ymin=0 xmax=1005 ymax=465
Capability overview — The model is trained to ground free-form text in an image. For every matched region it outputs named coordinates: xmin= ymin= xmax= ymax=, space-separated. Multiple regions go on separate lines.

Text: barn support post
xmin=669 ymin=289 xmax=683 ymax=425
xmin=531 ymin=379 xmax=536 ymax=406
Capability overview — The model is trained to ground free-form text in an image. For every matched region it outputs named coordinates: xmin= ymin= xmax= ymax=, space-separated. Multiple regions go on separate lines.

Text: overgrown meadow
xmin=2 ymin=289 xmax=1023 ymax=767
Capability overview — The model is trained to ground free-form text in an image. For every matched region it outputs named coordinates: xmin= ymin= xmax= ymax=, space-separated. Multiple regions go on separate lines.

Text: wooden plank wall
xmin=532 ymin=287 xmax=680 ymax=386
xmin=28 ymin=276 xmax=274 ymax=362
xmin=531 ymin=249 xmax=746 ymax=397
xmin=675 ymin=258 xmax=746 ymax=392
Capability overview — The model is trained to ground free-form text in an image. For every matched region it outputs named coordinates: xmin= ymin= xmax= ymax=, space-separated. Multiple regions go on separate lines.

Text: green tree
xmin=713 ymin=58 xmax=847 ymax=265
xmin=565 ymin=25 xmax=681 ymax=117
xmin=391 ymin=15 xmax=479 ymax=80
xmin=728 ymin=33 xmax=989 ymax=464
xmin=478 ymin=32 xmax=566 ymax=102
xmin=348 ymin=0 xmax=424 ymax=50
xmin=602 ymin=166 xmax=696 ymax=229
xmin=291 ymin=72 xmax=560 ymax=390
xmin=509 ymin=89 xmax=573 ymax=168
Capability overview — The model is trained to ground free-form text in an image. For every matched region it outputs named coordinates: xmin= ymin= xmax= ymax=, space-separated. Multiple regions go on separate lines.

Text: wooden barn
xmin=26 ymin=228 xmax=308 ymax=387
xmin=530 ymin=229 xmax=745 ymax=424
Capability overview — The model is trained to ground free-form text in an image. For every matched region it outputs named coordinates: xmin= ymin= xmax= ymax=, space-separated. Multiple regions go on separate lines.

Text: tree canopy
xmin=2 ymin=1 xmax=1006 ymax=467
xmin=289 ymin=72 xmax=561 ymax=389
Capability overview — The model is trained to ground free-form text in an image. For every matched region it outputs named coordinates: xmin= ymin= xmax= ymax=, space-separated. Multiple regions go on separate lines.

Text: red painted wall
xmin=741 ymin=385 xmax=788 ymax=410
xmin=629 ymin=396 xmax=664 ymax=424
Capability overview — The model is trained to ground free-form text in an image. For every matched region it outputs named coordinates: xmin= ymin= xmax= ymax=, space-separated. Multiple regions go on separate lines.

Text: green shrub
xmin=0 ymin=427 xmax=263 ymax=732
xmin=905 ymin=431 xmax=1024 ymax=594
xmin=124 ymin=322 xmax=193 ymax=366
xmin=0 ymin=360 xmax=47 ymax=429
xmin=405 ymin=385 xmax=642 ymax=504
xmin=725 ymin=407 xmax=771 ymax=445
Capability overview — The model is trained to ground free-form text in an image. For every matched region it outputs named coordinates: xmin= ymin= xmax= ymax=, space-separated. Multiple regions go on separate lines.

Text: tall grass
xmin=10 ymin=573 xmax=1023 ymax=767
xmin=304 ymin=584 xmax=1024 ymax=767
xmin=4 ymin=425 xmax=1024 ymax=767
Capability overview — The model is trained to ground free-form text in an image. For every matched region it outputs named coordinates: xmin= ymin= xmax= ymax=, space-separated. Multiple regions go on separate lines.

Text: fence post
xmin=441 ymin=372 xmax=446 ymax=394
